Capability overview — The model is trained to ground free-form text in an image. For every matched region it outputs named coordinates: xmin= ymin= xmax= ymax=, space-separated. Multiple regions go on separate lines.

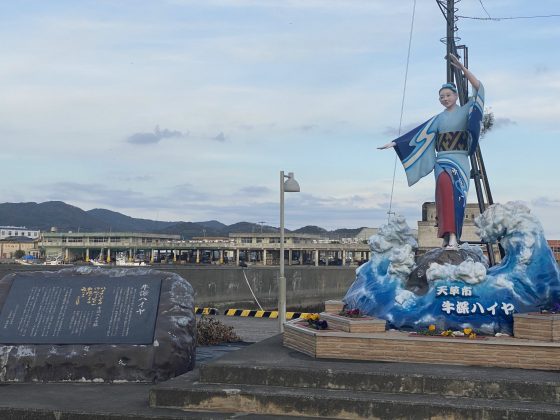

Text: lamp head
xmin=283 ymin=172 xmax=300 ymax=192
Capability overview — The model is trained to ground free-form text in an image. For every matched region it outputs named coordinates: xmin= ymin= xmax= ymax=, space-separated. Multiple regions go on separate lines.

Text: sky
xmin=1 ymin=0 xmax=559 ymax=236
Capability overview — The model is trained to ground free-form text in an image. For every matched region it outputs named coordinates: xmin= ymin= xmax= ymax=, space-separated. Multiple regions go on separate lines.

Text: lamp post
xmin=279 ymin=171 xmax=300 ymax=332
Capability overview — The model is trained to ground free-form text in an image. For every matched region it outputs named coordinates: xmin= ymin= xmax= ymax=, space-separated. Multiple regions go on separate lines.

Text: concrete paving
xmin=152 ymin=335 xmax=560 ymax=419
xmin=0 ymin=381 xmax=318 ymax=419
xmin=0 ymin=317 xmax=288 ymax=419
xmin=204 ymin=314 xmax=280 ymax=343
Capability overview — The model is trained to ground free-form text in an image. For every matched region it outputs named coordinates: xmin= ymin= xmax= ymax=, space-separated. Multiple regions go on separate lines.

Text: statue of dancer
xmin=379 ymin=54 xmax=484 ymax=248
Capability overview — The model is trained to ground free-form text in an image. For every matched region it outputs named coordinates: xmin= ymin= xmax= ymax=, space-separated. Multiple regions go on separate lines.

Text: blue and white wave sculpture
xmin=343 ymin=202 xmax=560 ymax=335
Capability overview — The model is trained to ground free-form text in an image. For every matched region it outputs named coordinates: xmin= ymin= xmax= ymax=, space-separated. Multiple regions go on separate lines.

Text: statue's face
xmin=439 ymin=88 xmax=458 ymax=110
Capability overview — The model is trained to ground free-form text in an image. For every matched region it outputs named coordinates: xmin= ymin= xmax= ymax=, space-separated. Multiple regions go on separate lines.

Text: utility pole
xmin=445 ymin=0 xmax=455 ymax=83
xmin=436 ymin=0 xmax=503 ymax=264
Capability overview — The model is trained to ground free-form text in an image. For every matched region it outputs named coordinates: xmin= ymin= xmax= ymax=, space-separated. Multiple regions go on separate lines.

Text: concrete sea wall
xmin=0 ymin=265 xmax=356 ymax=311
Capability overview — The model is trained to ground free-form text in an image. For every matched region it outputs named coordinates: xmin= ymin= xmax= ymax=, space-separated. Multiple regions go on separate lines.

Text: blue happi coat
xmin=393 ymin=83 xmax=484 ymax=239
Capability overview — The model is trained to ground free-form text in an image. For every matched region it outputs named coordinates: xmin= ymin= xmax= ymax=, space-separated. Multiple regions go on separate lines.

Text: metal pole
xmin=279 ymin=171 xmax=286 ymax=333
xmin=446 ymin=0 xmax=455 ymax=83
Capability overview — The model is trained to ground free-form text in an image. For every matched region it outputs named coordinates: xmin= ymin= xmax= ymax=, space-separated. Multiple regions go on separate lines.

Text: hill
xmin=0 ymin=201 xmax=370 ymax=239
xmin=0 ymin=201 xmax=109 ymax=232
xmin=87 ymin=208 xmax=176 ymax=232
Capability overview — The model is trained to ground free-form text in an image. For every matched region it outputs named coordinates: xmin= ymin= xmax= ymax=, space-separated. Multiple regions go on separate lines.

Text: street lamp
xmin=279 ymin=171 xmax=300 ymax=332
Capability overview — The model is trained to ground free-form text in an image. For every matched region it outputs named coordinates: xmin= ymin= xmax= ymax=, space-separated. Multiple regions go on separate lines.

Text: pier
xmin=40 ymin=231 xmax=371 ymax=266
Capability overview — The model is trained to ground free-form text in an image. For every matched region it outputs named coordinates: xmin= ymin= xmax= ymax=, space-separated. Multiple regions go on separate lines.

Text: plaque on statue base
xmin=0 ymin=267 xmax=196 ymax=383
xmin=514 ymin=313 xmax=560 ymax=342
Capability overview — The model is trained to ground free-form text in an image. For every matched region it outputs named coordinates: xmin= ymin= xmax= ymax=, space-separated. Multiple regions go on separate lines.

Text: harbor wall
xmin=0 ymin=265 xmax=357 ymax=311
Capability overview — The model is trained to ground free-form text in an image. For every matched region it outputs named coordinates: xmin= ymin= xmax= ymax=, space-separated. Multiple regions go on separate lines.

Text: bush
xmin=14 ymin=250 xmax=25 ymax=259
xmin=196 ymin=316 xmax=241 ymax=346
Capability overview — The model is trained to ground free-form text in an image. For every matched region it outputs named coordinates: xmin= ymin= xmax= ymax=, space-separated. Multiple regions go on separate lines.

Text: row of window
xmin=0 ymin=230 xmax=38 ymax=237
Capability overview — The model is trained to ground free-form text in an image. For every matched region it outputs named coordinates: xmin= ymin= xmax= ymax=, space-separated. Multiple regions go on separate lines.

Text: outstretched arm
xmin=448 ymin=53 xmax=480 ymax=91
xmin=378 ymin=141 xmax=396 ymax=150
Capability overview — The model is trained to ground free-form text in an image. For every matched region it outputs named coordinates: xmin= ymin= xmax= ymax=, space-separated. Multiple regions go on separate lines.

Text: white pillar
xmin=314 ymin=250 xmax=319 ymax=266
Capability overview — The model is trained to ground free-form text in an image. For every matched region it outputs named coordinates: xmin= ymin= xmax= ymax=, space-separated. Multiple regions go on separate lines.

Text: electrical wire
xmin=458 ymin=13 xmax=560 ymax=21
xmin=387 ymin=0 xmax=416 ymax=223
xmin=477 ymin=0 xmax=491 ymax=18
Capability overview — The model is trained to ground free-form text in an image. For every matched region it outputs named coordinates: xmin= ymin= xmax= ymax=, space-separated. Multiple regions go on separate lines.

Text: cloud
xmin=212 ymin=132 xmax=227 ymax=142
xmin=237 ymin=186 xmax=270 ymax=196
xmin=492 ymin=117 xmax=516 ymax=129
xmin=39 ymin=182 xmax=160 ymax=209
xmin=382 ymin=122 xmax=422 ymax=137
xmin=171 ymin=184 xmax=210 ymax=201
xmin=123 ymin=175 xmax=153 ymax=182
xmin=532 ymin=196 xmax=560 ymax=208
xmin=126 ymin=125 xmax=187 ymax=145
xmin=535 ymin=65 xmax=549 ymax=75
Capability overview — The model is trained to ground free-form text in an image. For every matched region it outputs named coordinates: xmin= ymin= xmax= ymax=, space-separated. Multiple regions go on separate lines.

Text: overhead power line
xmin=477 ymin=0 xmax=491 ymax=18
xmin=458 ymin=13 xmax=560 ymax=21
xmin=387 ymin=0 xmax=417 ymax=223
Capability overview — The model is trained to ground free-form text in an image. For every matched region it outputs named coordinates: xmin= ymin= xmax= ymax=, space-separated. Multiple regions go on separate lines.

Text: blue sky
xmin=1 ymin=0 xmax=559 ymax=236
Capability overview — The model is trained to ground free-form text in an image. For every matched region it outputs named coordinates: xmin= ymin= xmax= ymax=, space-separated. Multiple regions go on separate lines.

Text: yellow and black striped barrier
xmin=223 ymin=309 xmax=312 ymax=319
xmin=195 ymin=307 xmax=219 ymax=315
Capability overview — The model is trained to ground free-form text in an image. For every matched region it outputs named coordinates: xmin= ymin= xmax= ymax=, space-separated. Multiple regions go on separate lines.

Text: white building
xmin=0 ymin=226 xmax=40 ymax=240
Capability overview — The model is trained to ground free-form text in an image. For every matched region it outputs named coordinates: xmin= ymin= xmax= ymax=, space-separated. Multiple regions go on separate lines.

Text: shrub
xmin=196 ymin=316 xmax=241 ymax=346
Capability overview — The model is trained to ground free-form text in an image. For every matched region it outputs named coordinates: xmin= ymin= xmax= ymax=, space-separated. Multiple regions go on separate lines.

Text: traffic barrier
xmin=194 ymin=307 xmax=219 ymax=315
xmin=223 ymin=309 xmax=312 ymax=319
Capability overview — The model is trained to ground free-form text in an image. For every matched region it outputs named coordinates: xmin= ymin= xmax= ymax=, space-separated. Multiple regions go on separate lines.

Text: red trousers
xmin=436 ymin=171 xmax=455 ymax=238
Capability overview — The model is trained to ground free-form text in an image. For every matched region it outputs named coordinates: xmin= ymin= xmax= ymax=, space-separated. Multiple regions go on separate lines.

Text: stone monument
xmin=0 ymin=266 xmax=196 ymax=382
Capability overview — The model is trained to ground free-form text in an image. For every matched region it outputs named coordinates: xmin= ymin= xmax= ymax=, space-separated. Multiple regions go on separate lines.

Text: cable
xmin=458 ymin=13 xmax=560 ymax=21
xmin=242 ymin=268 xmax=264 ymax=311
xmin=477 ymin=0 xmax=491 ymax=18
xmin=387 ymin=0 xmax=416 ymax=223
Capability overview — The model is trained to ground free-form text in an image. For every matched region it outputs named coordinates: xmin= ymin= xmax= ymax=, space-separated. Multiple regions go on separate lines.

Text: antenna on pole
xmin=436 ymin=0 xmax=504 ymax=264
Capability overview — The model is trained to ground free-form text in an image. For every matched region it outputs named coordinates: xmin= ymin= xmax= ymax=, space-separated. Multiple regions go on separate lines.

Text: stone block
xmin=0 ymin=267 xmax=196 ymax=382
xmin=320 ymin=312 xmax=386 ymax=333
xmin=324 ymin=300 xmax=344 ymax=313
xmin=514 ymin=313 xmax=560 ymax=342
xmin=283 ymin=320 xmax=560 ymax=371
